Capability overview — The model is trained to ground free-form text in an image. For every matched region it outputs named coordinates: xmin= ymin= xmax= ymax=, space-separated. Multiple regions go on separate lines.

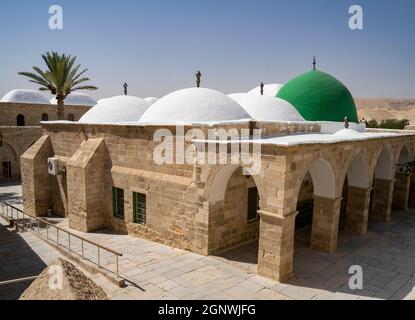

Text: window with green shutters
xmin=112 ymin=187 xmax=124 ymax=219
xmin=247 ymin=187 xmax=260 ymax=223
xmin=133 ymin=192 xmax=147 ymax=225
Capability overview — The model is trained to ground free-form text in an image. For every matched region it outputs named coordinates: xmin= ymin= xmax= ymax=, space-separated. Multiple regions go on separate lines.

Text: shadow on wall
xmin=0 ymin=222 xmax=47 ymax=300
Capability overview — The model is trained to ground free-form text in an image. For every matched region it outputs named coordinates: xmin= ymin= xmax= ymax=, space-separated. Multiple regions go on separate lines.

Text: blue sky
xmin=0 ymin=0 xmax=414 ymax=99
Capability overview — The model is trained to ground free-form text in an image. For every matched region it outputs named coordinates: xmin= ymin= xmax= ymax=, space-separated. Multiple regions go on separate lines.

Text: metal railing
xmin=0 ymin=202 xmax=123 ymax=278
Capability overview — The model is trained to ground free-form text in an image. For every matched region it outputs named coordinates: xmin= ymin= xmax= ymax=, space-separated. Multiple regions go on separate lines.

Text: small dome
xmin=139 ymin=88 xmax=251 ymax=124
xmin=333 ymin=128 xmax=361 ymax=136
xmin=228 ymin=93 xmax=246 ymax=103
xmin=79 ymin=95 xmax=150 ymax=123
xmin=0 ymin=89 xmax=50 ymax=104
xmin=238 ymin=95 xmax=304 ymax=122
xmin=277 ymin=70 xmax=358 ymax=123
xmin=246 ymin=84 xmax=283 ymax=97
xmin=51 ymin=92 xmax=97 ymax=106
xmin=144 ymin=97 xmax=159 ymax=105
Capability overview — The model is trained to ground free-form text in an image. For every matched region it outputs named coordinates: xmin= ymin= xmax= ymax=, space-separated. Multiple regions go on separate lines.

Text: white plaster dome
xmin=79 ymin=95 xmax=151 ymax=123
xmin=50 ymin=92 xmax=97 ymax=106
xmin=246 ymin=84 xmax=283 ymax=97
xmin=139 ymin=88 xmax=251 ymax=124
xmin=144 ymin=97 xmax=159 ymax=105
xmin=228 ymin=93 xmax=246 ymax=103
xmin=238 ymin=94 xmax=304 ymax=122
xmin=0 ymin=89 xmax=50 ymax=104
xmin=333 ymin=128 xmax=361 ymax=136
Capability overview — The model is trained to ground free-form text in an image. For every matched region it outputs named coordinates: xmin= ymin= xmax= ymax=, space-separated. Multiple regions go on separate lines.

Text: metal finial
xmin=196 ymin=71 xmax=202 ymax=88
xmin=344 ymin=116 xmax=349 ymax=129
xmin=123 ymin=82 xmax=128 ymax=95
xmin=313 ymin=56 xmax=316 ymax=70
xmin=260 ymin=82 xmax=264 ymax=96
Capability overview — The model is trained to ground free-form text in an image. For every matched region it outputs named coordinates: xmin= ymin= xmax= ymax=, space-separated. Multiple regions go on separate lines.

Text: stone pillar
xmin=409 ymin=174 xmax=415 ymax=209
xmin=310 ymin=196 xmax=342 ymax=253
xmin=345 ymin=186 xmax=372 ymax=235
xmin=21 ymin=135 xmax=53 ymax=217
xmin=392 ymin=173 xmax=411 ymax=211
xmin=371 ymin=178 xmax=395 ymax=222
xmin=257 ymin=210 xmax=297 ymax=282
xmin=67 ymin=138 xmax=107 ymax=232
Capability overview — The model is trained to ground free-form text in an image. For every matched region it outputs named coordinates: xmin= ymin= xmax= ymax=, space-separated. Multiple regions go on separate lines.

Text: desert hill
xmin=355 ymin=98 xmax=415 ymax=124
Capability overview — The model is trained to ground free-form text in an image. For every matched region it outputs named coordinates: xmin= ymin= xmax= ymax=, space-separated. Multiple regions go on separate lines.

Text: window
xmin=133 ymin=192 xmax=147 ymax=225
xmin=68 ymin=114 xmax=75 ymax=121
xmin=247 ymin=187 xmax=260 ymax=222
xmin=112 ymin=187 xmax=124 ymax=219
xmin=17 ymin=114 xmax=25 ymax=126
xmin=41 ymin=113 xmax=49 ymax=121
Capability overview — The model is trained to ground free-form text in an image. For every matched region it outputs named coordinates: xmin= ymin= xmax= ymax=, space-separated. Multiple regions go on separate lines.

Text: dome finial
xmin=123 ymin=82 xmax=128 ymax=95
xmin=196 ymin=71 xmax=202 ymax=88
xmin=344 ymin=116 xmax=349 ymax=129
xmin=260 ymin=82 xmax=264 ymax=95
xmin=313 ymin=56 xmax=317 ymax=70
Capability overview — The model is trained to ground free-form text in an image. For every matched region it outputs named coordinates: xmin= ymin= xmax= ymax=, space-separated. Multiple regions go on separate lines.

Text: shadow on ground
xmin=0 ymin=222 xmax=47 ymax=300
xmin=215 ymin=210 xmax=415 ymax=299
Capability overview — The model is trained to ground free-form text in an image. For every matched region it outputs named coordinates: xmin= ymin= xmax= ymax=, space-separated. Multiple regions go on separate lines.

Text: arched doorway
xmin=208 ymin=165 xmax=261 ymax=272
xmin=0 ymin=143 xmax=18 ymax=180
xmin=370 ymin=146 xmax=394 ymax=222
xmin=392 ymin=146 xmax=412 ymax=211
xmin=340 ymin=153 xmax=370 ymax=235
xmin=41 ymin=113 xmax=49 ymax=121
xmin=67 ymin=114 xmax=75 ymax=121
xmin=294 ymin=159 xmax=338 ymax=252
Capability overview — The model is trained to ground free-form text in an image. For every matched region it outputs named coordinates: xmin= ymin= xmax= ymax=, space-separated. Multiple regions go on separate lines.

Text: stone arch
xmin=0 ymin=141 xmax=18 ymax=161
xmin=68 ymin=113 xmax=75 ymax=121
xmin=397 ymin=145 xmax=410 ymax=164
xmin=206 ymin=164 xmax=262 ymax=254
xmin=307 ymin=158 xmax=336 ymax=199
xmin=207 ymin=164 xmax=264 ymax=204
xmin=41 ymin=113 xmax=49 ymax=121
xmin=345 ymin=153 xmax=370 ymax=189
xmin=374 ymin=146 xmax=394 ymax=180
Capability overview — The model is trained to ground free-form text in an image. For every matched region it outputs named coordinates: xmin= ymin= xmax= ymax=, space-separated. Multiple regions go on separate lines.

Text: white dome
xmin=238 ymin=95 xmax=304 ymax=122
xmin=51 ymin=92 xmax=97 ymax=106
xmin=139 ymin=88 xmax=251 ymax=124
xmin=246 ymin=84 xmax=283 ymax=97
xmin=333 ymin=128 xmax=361 ymax=136
xmin=79 ymin=95 xmax=150 ymax=123
xmin=0 ymin=89 xmax=50 ymax=104
xmin=144 ymin=97 xmax=159 ymax=105
xmin=228 ymin=93 xmax=246 ymax=103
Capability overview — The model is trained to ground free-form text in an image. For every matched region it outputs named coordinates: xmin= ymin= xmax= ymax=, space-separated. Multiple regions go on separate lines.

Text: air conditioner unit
xmin=47 ymin=157 xmax=60 ymax=176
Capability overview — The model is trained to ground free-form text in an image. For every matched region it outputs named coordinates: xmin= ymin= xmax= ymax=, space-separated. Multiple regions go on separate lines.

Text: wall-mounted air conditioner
xmin=47 ymin=157 xmax=60 ymax=176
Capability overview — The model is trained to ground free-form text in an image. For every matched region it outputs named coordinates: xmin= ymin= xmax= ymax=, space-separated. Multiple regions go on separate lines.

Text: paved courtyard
xmin=1 ymin=182 xmax=415 ymax=300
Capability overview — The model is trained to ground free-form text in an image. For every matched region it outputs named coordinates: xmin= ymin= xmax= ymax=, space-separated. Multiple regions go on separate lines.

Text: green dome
xmin=276 ymin=70 xmax=358 ymax=123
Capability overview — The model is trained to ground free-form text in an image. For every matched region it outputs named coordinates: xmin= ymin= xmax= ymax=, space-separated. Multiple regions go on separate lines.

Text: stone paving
xmin=1 ymin=182 xmax=415 ymax=300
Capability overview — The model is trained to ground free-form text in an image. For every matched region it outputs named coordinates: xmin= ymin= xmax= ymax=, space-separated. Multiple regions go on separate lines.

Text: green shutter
xmin=112 ymin=187 xmax=116 ymax=217
xmin=132 ymin=192 xmax=137 ymax=223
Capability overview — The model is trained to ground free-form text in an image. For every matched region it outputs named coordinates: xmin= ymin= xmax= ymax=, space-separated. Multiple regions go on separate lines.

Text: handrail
xmin=0 ymin=201 xmax=123 ymax=278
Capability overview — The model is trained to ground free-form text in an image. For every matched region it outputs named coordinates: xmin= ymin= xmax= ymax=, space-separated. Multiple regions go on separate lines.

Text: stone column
xmin=310 ymin=196 xmax=342 ymax=253
xmin=392 ymin=173 xmax=411 ymax=211
xmin=371 ymin=178 xmax=395 ymax=222
xmin=345 ymin=186 xmax=372 ymax=235
xmin=257 ymin=210 xmax=297 ymax=282
xmin=409 ymin=174 xmax=415 ymax=209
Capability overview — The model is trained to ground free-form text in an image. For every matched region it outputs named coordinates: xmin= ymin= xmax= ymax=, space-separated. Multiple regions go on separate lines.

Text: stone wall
xmin=0 ymin=102 xmax=90 ymax=126
xmin=0 ymin=127 xmax=43 ymax=181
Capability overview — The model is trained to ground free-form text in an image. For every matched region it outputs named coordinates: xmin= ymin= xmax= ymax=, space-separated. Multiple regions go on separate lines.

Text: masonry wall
xmin=0 ymin=102 xmax=90 ymax=126
xmin=0 ymin=127 xmax=43 ymax=181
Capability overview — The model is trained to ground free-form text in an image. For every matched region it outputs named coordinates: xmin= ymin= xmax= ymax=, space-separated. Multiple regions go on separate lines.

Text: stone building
xmin=0 ymin=89 xmax=93 ymax=181
xmin=21 ymin=69 xmax=415 ymax=282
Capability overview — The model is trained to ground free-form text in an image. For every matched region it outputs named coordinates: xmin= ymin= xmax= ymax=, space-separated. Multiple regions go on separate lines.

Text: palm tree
xmin=19 ymin=52 xmax=97 ymax=120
